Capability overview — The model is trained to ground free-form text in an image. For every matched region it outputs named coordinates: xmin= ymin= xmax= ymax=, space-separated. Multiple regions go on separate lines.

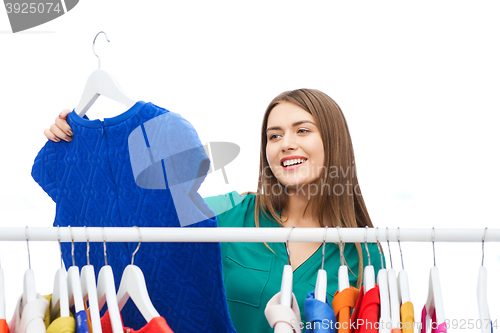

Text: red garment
xmin=350 ymin=285 xmax=380 ymax=333
xmin=0 ymin=319 xmax=9 ymax=333
xmin=100 ymin=311 xmax=173 ymax=333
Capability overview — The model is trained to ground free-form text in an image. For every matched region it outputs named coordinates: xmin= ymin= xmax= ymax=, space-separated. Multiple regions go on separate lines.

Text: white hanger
xmin=81 ymin=227 xmax=103 ymax=333
xmin=396 ymin=228 xmax=411 ymax=305
xmin=0 ymin=259 xmax=5 ymax=319
xmin=97 ymin=228 xmax=123 ymax=333
xmin=362 ymin=226 xmax=375 ymax=294
xmin=274 ymin=227 xmax=295 ymax=333
xmin=477 ymin=228 xmax=491 ymax=333
xmin=67 ymin=227 xmax=85 ymax=314
xmin=22 ymin=226 xmax=37 ymax=311
xmin=51 ymin=226 xmax=70 ymax=320
xmin=376 ymin=228 xmax=391 ymax=333
xmin=116 ymin=227 xmax=160 ymax=322
xmin=422 ymin=228 xmax=445 ymax=331
xmin=336 ymin=227 xmax=349 ymax=292
xmin=314 ymin=226 xmax=328 ymax=302
xmin=385 ymin=228 xmax=400 ymax=327
xmin=74 ymin=31 xmax=137 ymax=117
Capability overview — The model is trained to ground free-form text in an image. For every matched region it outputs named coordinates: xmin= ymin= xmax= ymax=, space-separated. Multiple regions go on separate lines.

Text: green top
xmin=204 ymin=191 xmax=384 ymax=333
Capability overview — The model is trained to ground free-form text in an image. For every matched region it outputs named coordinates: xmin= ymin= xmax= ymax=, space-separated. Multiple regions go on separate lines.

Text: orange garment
xmin=392 ymin=330 xmax=402 ymax=333
xmin=332 ymin=287 xmax=359 ymax=333
xmin=400 ymin=301 xmax=414 ymax=333
xmin=84 ymin=302 xmax=93 ymax=333
xmin=0 ymin=319 xmax=9 ymax=333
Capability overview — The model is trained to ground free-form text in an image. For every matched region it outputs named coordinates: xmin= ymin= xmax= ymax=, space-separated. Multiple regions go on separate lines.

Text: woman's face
xmin=265 ymin=102 xmax=325 ymax=190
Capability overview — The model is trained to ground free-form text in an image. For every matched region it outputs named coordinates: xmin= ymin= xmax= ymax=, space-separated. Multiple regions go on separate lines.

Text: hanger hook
xmin=432 ymin=227 xmax=436 ymax=266
xmin=286 ymin=226 xmax=296 ymax=266
xmin=336 ymin=226 xmax=345 ymax=266
xmin=92 ymin=31 xmax=110 ymax=70
xmin=102 ymin=227 xmax=108 ymax=266
xmin=375 ymin=227 xmax=384 ymax=269
xmin=56 ymin=225 xmax=63 ymax=268
xmin=69 ymin=225 xmax=75 ymax=267
xmin=131 ymin=226 xmax=142 ymax=266
xmin=321 ymin=226 xmax=328 ymax=270
xmin=385 ymin=227 xmax=393 ymax=269
xmin=482 ymin=227 xmax=487 ymax=266
xmin=85 ymin=226 xmax=90 ymax=266
xmin=25 ymin=226 xmax=31 ymax=270
xmin=397 ymin=227 xmax=404 ymax=270
xmin=364 ymin=226 xmax=371 ymax=266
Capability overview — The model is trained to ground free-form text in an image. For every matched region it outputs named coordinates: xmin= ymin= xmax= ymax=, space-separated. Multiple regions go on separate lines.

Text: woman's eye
xmin=269 ymin=134 xmax=280 ymax=140
xmin=298 ymin=129 xmax=310 ymax=134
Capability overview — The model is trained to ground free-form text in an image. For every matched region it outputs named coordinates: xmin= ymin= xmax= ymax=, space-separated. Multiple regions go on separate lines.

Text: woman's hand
xmin=44 ymin=109 xmax=73 ymax=142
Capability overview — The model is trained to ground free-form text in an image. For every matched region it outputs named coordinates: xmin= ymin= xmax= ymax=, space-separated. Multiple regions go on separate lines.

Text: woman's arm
xmin=44 ymin=109 xmax=73 ymax=142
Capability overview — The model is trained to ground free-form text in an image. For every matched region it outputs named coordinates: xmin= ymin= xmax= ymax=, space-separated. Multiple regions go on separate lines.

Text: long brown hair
xmin=250 ymin=88 xmax=374 ymax=288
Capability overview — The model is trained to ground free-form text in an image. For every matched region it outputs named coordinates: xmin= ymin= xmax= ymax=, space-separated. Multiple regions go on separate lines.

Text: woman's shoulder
xmin=203 ymin=191 xmax=257 ymax=226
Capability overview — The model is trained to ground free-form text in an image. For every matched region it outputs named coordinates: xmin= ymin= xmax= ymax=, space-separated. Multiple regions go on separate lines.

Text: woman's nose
xmin=280 ymin=132 xmax=298 ymax=152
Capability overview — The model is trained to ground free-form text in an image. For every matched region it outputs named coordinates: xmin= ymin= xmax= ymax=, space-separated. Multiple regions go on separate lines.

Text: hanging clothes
xmin=31 ymin=101 xmax=234 ymax=332
xmin=420 ymin=307 xmax=447 ymax=333
xmin=0 ymin=320 xmax=8 ymax=333
xmin=204 ymin=191 xmax=384 ymax=333
xmin=100 ymin=311 xmax=173 ymax=333
xmin=42 ymin=294 xmax=76 ymax=333
xmin=9 ymin=293 xmax=48 ymax=333
xmin=304 ymin=290 xmax=337 ymax=333
xmin=350 ymin=285 xmax=380 ymax=333
xmin=74 ymin=310 xmax=90 ymax=333
xmin=332 ymin=287 xmax=359 ymax=333
xmin=400 ymin=301 xmax=414 ymax=333
xmin=264 ymin=292 xmax=302 ymax=333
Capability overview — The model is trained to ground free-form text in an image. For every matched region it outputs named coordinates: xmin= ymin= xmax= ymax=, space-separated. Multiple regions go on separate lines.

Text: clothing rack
xmin=0 ymin=227 xmax=498 ymax=243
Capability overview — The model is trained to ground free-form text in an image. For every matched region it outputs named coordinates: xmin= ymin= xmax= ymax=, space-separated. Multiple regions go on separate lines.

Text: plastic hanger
xmin=74 ymin=31 xmax=137 ymax=117
xmin=336 ymin=226 xmax=349 ymax=292
xmin=81 ymin=227 xmax=103 ymax=333
xmin=51 ymin=226 xmax=70 ymax=320
xmin=376 ymin=227 xmax=391 ymax=333
xmin=117 ymin=227 xmax=160 ymax=321
xmin=396 ymin=227 xmax=411 ymax=306
xmin=385 ymin=228 xmax=400 ymax=328
xmin=422 ymin=228 xmax=445 ymax=330
xmin=97 ymin=228 xmax=123 ymax=333
xmin=314 ymin=226 xmax=328 ymax=302
xmin=477 ymin=227 xmax=491 ymax=333
xmin=22 ymin=226 xmax=37 ymax=311
xmin=363 ymin=226 xmax=375 ymax=294
xmin=67 ymin=226 xmax=85 ymax=314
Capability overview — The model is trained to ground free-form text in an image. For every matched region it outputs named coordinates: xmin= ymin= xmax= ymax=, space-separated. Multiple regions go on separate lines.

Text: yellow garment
xmin=43 ymin=295 xmax=76 ymax=333
xmin=400 ymin=301 xmax=415 ymax=333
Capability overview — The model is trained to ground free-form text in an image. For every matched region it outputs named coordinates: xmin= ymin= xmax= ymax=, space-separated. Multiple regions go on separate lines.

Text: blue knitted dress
xmin=31 ymin=101 xmax=235 ymax=332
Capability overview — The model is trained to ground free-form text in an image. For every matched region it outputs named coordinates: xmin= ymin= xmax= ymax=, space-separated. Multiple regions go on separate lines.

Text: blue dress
xmin=31 ymin=101 xmax=235 ymax=332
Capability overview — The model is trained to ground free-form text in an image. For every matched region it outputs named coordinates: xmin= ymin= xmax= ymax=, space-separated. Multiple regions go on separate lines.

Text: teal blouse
xmin=204 ymin=191 xmax=384 ymax=333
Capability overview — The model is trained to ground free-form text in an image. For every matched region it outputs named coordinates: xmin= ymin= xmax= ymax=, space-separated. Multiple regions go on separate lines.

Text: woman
xmin=45 ymin=88 xmax=383 ymax=332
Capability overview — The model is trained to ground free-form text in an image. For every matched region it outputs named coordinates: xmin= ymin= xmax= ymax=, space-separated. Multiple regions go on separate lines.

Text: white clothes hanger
xmin=116 ymin=227 xmax=159 ymax=322
xmin=51 ymin=226 xmax=70 ymax=320
xmin=336 ymin=227 xmax=350 ymax=292
xmin=376 ymin=228 xmax=391 ymax=333
xmin=74 ymin=31 xmax=137 ymax=117
xmin=386 ymin=228 xmax=400 ymax=327
xmin=314 ymin=227 xmax=328 ymax=302
xmin=422 ymin=228 xmax=445 ymax=331
xmin=67 ymin=227 xmax=85 ymax=314
xmin=81 ymin=227 xmax=102 ymax=333
xmin=362 ymin=226 xmax=375 ymax=294
xmin=96 ymin=228 xmax=123 ymax=333
xmin=22 ymin=226 xmax=37 ymax=311
xmin=478 ymin=228 xmax=491 ymax=333
xmin=396 ymin=228 xmax=411 ymax=305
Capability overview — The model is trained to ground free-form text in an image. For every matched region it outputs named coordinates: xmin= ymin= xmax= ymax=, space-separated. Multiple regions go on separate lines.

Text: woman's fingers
xmin=55 ymin=115 xmax=73 ymax=137
xmin=43 ymin=109 xmax=74 ymax=142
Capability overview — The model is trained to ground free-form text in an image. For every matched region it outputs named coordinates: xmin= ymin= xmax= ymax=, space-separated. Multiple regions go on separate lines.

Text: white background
xmin=1 ymin=0 xmax=499 ymax=330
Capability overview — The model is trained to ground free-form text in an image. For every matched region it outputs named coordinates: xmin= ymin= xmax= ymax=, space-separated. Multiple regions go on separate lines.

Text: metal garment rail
xmin=0 ymin=227 xmax=498 ymax=243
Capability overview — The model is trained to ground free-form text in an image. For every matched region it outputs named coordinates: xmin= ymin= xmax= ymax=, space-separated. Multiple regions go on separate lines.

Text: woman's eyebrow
xmin=266 ymin=120 xmax=317 ymax=133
